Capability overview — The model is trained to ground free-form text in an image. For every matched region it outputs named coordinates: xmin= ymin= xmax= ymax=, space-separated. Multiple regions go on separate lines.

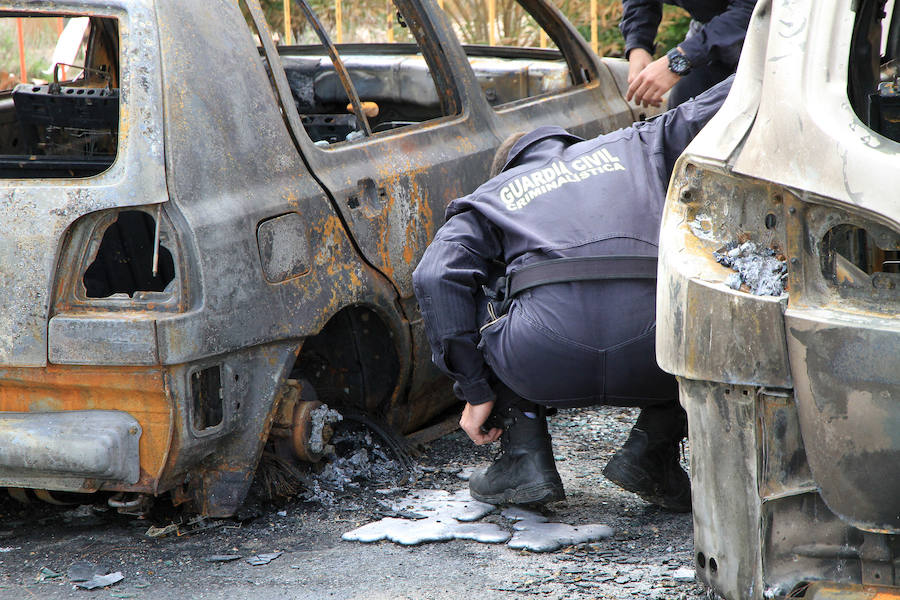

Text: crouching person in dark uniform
xmin=412 ymin=78 xmax=732 ymax=512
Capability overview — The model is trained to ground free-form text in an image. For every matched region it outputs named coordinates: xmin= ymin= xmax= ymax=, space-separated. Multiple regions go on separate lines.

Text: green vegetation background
xmin=260 ymin=0 xmax=691 ymax=57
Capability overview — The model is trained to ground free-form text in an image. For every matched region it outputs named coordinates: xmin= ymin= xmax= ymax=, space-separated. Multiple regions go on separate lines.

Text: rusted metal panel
xmin=679 ymin=379 xmax=764 ymax=600
xmin=657 ymin=161 xmax=792 ymax=388
xmin=256 ymin=213 xmax=312 ymax=283
xmin=802 ymin=582 xmax=900 ymax=600
xmin=756 ymin=388 xmax=815 ymax=500
xmin=0 ymin=366 xmax=171 ymax=489
xmin=658 ymin=0 xmax=900 ymax=596
xmin=786 ymin=311 xmax=900 ymax=532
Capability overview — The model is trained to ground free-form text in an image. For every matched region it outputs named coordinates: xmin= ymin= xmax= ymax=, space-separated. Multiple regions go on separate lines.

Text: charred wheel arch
xmin=291 ymin=305 xmax=401 ymax=423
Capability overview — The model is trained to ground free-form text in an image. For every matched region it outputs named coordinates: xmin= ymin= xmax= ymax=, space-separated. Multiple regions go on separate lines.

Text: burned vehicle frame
xmin=657 ymin=0 xmax=900 ymax=598
xmin=0 ymin=0 xmax=646 ymax=516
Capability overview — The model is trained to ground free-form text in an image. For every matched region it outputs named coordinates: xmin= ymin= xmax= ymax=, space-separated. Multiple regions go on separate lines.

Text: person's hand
xmin=460 ymin=401 xmax=502 ymax=445
xmin=626 ymin=54 xmax=681 ymax=108
xmin=627 ymin=48 xmax=653 ymax=85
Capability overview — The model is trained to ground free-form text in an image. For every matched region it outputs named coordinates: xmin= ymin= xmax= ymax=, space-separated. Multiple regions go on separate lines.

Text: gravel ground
xmin=0 ymin=405 xmax=708 ymax=599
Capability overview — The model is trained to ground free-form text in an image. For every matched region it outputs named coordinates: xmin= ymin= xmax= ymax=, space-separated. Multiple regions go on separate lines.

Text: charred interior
xmin=280 ymin=47 xmax=571 ymax=144
xmin=82 ymin=210 xmax=175 ymax=298
xmin=821 ymin=224 xmax=900 ymax=291
xmin=271 ymin=0 xmax=572 ymax=145
xmin=0 ymin=15 xmax=119 ymax=177
xmin=850 ymin=0 xmax=900 ymax=143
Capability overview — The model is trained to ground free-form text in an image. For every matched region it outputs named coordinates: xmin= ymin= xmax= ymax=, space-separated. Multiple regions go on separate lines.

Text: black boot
xmin=601 ymin=403 xmax=691 ymax=512
xmin=469 ymin=406 xmax=565 ymax=506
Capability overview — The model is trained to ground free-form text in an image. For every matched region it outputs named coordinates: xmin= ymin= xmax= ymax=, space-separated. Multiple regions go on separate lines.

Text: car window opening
xmin=0 ymin=15 xmax=119 ymax=178
xmin=82 ymin=210 xmax=175 ymax=299
xmin=445 ymin=1 xmax=576 ymax=109
xmin=250 ymin=0 xmax=454 ymax=146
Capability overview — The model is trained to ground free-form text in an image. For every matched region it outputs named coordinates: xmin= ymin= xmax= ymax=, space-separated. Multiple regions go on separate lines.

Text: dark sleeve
xmin=619 ymin=0 xmax=663 ymax=58
xmin=636 ymin=74 xmax=733 ymax=180
xmin=412 ymin=207 xmax=503 ymax=406
xmin=679 ymin=0 xmax=755 ymax=67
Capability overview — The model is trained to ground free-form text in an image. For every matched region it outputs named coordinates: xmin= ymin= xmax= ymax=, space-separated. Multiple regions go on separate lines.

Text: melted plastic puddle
xmin=343 ymin=489 xmax=613 ymax=552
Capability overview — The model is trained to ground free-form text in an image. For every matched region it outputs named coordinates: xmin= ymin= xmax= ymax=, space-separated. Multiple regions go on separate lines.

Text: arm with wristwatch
xmin=620 ymin=0 xmax=753 ymax=108
xmin=625 ymin=46 xmax=691 ymax=108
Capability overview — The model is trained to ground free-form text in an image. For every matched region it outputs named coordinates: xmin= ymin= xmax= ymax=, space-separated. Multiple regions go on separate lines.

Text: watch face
xmin=668 ymin=52 xmax=691 ymax=76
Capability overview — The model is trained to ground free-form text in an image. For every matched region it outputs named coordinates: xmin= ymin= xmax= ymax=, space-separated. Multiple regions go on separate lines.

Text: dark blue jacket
xmin=620 ymin=0 xmax=755 ymax=67
xmin=412 ymin=78 xmax=732 ymax=406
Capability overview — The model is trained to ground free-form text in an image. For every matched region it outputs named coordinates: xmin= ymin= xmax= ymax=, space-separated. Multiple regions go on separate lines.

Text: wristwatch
xmin=666 ymin=48 xmax=692 ymax=76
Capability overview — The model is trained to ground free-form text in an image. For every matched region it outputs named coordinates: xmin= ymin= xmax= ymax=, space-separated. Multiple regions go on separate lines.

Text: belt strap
xmin=506 ymin=255 xmax=658 ymax=299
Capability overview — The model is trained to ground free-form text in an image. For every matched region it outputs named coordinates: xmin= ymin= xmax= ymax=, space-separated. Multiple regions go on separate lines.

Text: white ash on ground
xmin=297 ymin=424 xmax=416 ymax=507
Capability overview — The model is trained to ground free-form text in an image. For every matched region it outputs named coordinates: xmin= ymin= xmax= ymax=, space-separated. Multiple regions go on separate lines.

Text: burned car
xmin=658 ymin=0 xmax=900 ymax=598
xmin=0 ymin=0 xmax=646 ymax=517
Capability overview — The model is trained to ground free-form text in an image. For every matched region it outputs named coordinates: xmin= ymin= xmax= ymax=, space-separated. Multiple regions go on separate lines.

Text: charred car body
xmin=658 ymin=0 xmax=900 ymax=598
xmin=0 ymin=0 xmax=646 ymax=516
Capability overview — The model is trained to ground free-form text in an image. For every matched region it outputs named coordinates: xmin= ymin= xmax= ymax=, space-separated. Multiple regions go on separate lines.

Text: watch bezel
xmin=666 ymin=49 xmax=692 ymax=76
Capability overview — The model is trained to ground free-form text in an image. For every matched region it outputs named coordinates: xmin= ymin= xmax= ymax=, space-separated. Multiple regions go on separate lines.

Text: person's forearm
xmin=678 ymin=0 xmax=755 ymax=66
xmin=412 ymin=213 xmax=502 ymax=405
xmin=636 ymin=75 xmax=734 ymax=178
xmin=620 ymin=0 xmax=663 ymax=58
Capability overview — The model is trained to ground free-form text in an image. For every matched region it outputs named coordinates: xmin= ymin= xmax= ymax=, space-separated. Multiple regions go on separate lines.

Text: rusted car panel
xmin=0 ymin=0 xmax=640 ymax=515
xmin=0 ymin=366 xmax=171 ymax=491
xmin=658 ymin=0 xmax=900 ymax=598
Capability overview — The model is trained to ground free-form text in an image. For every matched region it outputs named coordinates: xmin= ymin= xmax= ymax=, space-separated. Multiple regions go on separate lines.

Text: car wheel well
xmin=290 ymin=305 xmax=401 ymax=418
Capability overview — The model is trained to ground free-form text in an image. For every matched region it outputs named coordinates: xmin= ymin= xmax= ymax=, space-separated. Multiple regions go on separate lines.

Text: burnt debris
xmin=714 ymin=241 xmax=788 ymax=296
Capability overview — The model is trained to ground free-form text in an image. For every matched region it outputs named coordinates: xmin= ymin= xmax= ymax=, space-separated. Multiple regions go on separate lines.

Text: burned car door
xmin=256 ymin=0 xmax=636 ymax=300
xmin=251 ymin=0 xmax=635 ymax=429
xmin=258 ymin=0 xmax=491 ymax=301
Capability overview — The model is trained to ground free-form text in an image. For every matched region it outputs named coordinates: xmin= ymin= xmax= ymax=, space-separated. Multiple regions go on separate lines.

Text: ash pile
xmin=714 ymin=240 xmax=787 ymax=296
xmin=254 ymin=403 xmax=418 ymax=510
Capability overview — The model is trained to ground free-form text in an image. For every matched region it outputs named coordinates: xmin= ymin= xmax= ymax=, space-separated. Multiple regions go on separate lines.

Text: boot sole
xmin=602 ymin=459 xmax=691 ymax=513
xmin=470 ymin=481 xmax=565 ymax=506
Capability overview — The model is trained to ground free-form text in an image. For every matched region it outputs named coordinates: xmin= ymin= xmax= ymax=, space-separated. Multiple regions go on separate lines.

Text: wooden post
xmin=16 ymin=18 xmax=26 ymax=84
xmin=56 ymin=17 xmax=67 ymax=79
xmin=283 ymin=0 xmax=293 ymax=44
xmin=539 ymin=29 xmax=547 ymax=49
xmin=387 ymin=0 xmax=394 ymax=42
xmin=488 ymin=0 xmax=496 ymax=46
xmin=335 ymin=0 xmax=343 ymax=43
xmin=437 ymin=0 xmax=444 ymax=7
xmin=590 ymin=0 xmax=598 ymax=56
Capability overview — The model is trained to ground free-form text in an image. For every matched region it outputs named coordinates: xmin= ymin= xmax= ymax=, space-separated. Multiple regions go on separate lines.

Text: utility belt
xmin=483 ymin=255 xmax=658 ymax=317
